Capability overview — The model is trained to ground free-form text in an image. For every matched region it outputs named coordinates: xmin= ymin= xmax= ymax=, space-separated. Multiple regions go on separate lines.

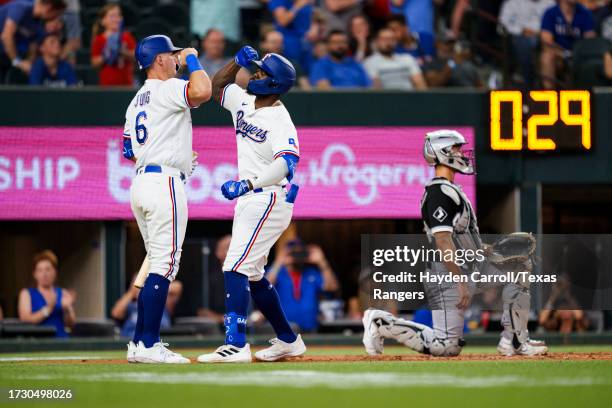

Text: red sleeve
xmin=123 ymin=32 xmax=136 ymax=50
xmin=91 ymin=35 xmax=105 ymax=56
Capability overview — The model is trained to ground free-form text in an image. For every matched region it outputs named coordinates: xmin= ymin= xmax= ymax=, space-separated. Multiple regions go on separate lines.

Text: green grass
xmin=1 ymin=345 xmax=611 ymax=408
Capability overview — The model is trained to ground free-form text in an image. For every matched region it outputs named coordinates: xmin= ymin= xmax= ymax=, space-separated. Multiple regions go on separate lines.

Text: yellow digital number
xmin=560 ymin=90 xmax=591 ymax=150
xmin=527 ymin=91 xmax=557 ymax=150
xmin=490 ymin=91 xmax=522 ymax=150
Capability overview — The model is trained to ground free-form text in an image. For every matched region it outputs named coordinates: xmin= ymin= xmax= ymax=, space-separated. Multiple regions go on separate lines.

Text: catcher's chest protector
xmin=423 ymin=178 xmax=482 ymax=251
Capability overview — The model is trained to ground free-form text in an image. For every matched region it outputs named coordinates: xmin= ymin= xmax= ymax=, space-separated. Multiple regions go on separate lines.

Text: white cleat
xmin=254 ymin=335 xmax=306 ymax=362
xmin=127 ymin=341 xmax=140 ymax=363
xmin=135 ymin=342 xmax=191 ymax=364
xmin=362 ymin=308 xmax=389 ymax=355
xmin=497 ymin=337 xmax=548 ymax=356
xmin=197 ymin=344 xmax=252 ymax=363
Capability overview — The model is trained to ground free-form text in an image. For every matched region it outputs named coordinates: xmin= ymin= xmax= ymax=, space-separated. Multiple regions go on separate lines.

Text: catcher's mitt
xmin=488 ymin=232 xmax=536 ymax=272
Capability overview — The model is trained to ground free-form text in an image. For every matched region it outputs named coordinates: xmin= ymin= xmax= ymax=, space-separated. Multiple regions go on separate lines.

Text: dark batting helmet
xmin=135 ymin=35 xmax=182 ymax=70
xmin=247 ymin=53 xmax=296 ymax=95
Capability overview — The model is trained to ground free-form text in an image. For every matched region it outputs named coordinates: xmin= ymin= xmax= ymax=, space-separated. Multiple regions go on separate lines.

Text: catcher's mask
xmin=423 ymin=129 xmax=475 ymax=175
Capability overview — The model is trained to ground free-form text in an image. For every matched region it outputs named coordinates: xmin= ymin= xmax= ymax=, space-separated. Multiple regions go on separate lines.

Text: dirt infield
xmin=13 ymin=351 xmax=612 ymax=365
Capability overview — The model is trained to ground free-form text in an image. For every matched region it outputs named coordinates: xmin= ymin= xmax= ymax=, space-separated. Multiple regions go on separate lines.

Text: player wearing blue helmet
xmin=197 ymin=47 xmax=305 ymax=363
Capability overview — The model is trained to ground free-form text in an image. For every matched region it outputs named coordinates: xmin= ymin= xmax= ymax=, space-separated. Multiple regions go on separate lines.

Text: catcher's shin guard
xmin=377 ymin=316 xmax=434 ymax=354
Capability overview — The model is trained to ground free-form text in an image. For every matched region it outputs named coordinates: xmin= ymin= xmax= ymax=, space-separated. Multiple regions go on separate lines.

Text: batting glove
xmin=235 ymin=46 xmax=259 ymax=68
xmin=221 ymin=180 xmax=251 ymax=200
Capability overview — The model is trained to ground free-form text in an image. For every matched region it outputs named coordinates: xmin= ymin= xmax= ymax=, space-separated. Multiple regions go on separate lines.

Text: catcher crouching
xmin=362 ymin=130 xmax=548 ymax=358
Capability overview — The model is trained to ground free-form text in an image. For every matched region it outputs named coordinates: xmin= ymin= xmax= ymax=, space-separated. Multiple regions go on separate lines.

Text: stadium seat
xmin=75 ymin=65 xmax=99 ymax=85
xmin=71 ymin=319 xmax=116 ymax=337
xmin=120 ymin=3 xmax=140 ymax=31
xmin=574 ymin=59 xmax=608 ymax=88
xmin=573 ymin=38 xmax=612 ymax=62
xmin=153 ymin=3 xmax=189 ymax=29
xmin=76 ymin=48 xmax=91 ymax=65
xmin=134 ymin=18 xmax=174 ymax=41
xmin=4 ymin=67 xmax=29 ymax=85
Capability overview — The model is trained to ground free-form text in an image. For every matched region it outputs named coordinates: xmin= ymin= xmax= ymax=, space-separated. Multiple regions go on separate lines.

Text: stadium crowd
xmin=0 ymin=0 xmax=610 ymax=88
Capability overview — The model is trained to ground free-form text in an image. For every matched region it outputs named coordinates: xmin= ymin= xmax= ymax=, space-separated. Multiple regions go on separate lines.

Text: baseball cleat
xmin=197 ymin=344 xmax=252 ymax=363
xmin=497 ymin=337 xmax=548 ymax=356
xmin=127 ymin=341 xmax=141 ymax=363
xmin=362 ymin=308 xmax=389 ymax=355
xmin=254 ymin=335 xmax=306 ymax=361
xmin=135 ymin=342 xmax=191 ymax=364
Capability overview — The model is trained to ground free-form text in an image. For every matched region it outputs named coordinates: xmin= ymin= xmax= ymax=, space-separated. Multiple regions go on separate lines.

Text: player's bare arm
xmin=211 ymin=61 xmax=242 ymax=103
xmin=180 ymin=47 xmax=212 ymax=106
xmin=433 ymin=231 xmax=471 ymax=310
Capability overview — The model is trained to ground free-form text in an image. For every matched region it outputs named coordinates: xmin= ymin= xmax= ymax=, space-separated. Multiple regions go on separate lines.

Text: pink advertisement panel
xmin=0 ymin=127 xmax=475 ymax=220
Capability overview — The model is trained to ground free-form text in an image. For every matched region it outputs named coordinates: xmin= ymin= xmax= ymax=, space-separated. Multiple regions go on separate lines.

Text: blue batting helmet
xmin=135 ymin=34 xmax=182 ymax=70
xmin=247 ymin=53 xmax=296 ymax=95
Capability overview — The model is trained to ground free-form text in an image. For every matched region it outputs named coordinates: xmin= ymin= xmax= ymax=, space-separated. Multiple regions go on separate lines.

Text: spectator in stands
xmin=191 ymin=0 xmax=240 ymax=43
xmin=112 ymin=275 xmax=183 ymax=339
xmin=266 ymin=240 xmax=339 ymax=332
xmin=390 ymin=0 xmax=434 ymax=38
xmin=423 ymin=34 xmax=483 ymax=87
xmin=320 ymin=0 xmax=363 ymax=33
xmin=540 ymin=0 xmax=595 ymax=89
xmin=90 ymin=4 xmax=136 ymax=87
xmin=0 ymin=304 xmax=3 ymax=320
xmin=364 ymin=27 xmax=427 ymax=89
xmin=0 ymin=0 xmax=66 ymax=81
xmin=269 ymin=0 xmax=313 ymax=68
xmin=591 ymin=0 xmax=612 ymax=40
xmin=500 ymin=0 xmax=554 ymax=88
xmin=386 ymin=14 xmax=434 ymax=64
xmin=198 ymin=29 xmax=231 ymax=77
xmin=61 ymin=0 xmax=81 ymax=64
xmin=309 ymin=30 xmax=371 ymax=88
xmin=348 ymin=14 xmax=373 ymax=62
xmin=17 ymin=250 xmax=76 ymax=338
xmin=197 ymin=235 xmax=232 ymax=324
xmin=260 ymin=29 xmax=311 ymax=89
xmin=538 ymin=274 xmax=590 ymax=333
xmin=29 ymin=33 xmax=76 ymax=86
xmin=605 ymin=50 xmax=612 ymax=79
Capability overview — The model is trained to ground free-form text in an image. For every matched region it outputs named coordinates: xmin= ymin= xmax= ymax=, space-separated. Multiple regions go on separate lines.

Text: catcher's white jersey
xmin=124 ymin=78 xmax=195 ymax=175
xmin=220 ymin=83 xmax=300 ymax=184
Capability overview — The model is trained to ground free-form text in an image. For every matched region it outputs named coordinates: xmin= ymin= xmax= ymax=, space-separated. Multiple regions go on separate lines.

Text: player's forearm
xmin=249 ymin=157 xmax=289 ymax=190
xmin=434 ymin=232 xmax=462 ymax=275
xmin=212 ymin=61 xmax=242 ymax=103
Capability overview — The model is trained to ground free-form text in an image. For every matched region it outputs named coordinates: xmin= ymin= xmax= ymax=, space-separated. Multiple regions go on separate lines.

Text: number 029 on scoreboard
xmin=489 ymin=90 xmax=592 ymax=152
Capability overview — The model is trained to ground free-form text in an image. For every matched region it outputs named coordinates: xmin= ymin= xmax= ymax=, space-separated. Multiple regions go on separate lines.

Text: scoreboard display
xmin=489 ymin=90 xmax=592 ymax=152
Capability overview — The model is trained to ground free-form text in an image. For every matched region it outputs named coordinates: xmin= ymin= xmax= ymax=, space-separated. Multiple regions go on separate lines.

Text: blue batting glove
xmin=221 ymin=180 xmax=251 ymax=200
xmin=234 ymin=46 xmax=259 ymax=68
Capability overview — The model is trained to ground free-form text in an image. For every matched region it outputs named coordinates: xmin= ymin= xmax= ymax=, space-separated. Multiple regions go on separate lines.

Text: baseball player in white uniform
xmin=197 ymin=46 xmax=306 ymax=363
xmin=122 ymin=34 xmax=211 ymax=363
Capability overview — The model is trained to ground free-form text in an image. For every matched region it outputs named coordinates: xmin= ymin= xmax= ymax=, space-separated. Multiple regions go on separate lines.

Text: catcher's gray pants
xmin=421 ymin=261 xmax=530 ymax=354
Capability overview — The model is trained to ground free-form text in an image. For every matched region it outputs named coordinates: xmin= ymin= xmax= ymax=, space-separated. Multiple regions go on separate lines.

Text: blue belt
xmin=139 ymin=165 xmax=185 ymax=181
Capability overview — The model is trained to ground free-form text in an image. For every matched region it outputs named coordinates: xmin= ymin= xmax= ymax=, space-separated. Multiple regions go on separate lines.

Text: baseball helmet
xmin=247 ymin=53 xmax=296 ymax=95
xmin=423 ymin=129 xmax=475 ymax=174
xmin=135 ymin=34 xmax=182 ymax=70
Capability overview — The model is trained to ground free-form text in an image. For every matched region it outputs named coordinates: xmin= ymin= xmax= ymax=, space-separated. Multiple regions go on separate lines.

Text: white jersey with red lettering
xmin=124 ymin=77 xmax=197 ymax=281
xmin=220 ymin=83 xmax=299 ymax=280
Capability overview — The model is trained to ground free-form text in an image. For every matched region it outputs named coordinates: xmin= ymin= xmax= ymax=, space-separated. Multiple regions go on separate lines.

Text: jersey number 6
xmin=135 ymin=111 xmax=148 ymax=145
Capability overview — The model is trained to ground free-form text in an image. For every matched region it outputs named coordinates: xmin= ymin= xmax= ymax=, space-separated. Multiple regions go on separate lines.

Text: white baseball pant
xmin=130 ymin=171 xmax=188 ymax=282
xmin=223 ymin=187 xmax=293 ymax=280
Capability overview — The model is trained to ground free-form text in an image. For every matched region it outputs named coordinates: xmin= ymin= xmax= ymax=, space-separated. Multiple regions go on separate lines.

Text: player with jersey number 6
xmin=197 ymin=46 xmax=305 ymax=363
xmin=121 ymin=34 xmax=211 ymax=363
